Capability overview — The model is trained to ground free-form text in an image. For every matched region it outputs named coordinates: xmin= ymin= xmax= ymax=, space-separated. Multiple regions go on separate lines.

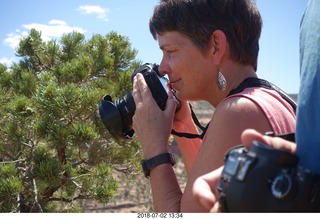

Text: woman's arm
xmin=132 ymin=73 xmax=183 ymax=212
xmin=171 ymin=101 xmax=202 ymax=175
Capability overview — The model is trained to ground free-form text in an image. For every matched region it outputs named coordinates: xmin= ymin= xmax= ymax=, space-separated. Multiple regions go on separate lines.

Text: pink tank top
xmin=224 ymin=87 xmax=296 ymax=134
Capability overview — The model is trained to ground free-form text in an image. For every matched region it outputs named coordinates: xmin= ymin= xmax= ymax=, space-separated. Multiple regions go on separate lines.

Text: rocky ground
xmin=84 ymin=156 xmax=186 ymax=213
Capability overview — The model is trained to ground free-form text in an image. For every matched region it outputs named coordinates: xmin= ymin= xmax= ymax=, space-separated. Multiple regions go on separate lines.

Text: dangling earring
xmin=217 ymin=69 xmax=227 ymax=91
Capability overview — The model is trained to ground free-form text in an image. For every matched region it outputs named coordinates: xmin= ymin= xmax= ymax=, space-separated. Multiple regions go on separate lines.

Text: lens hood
xmin=99 ymin=95 xmax=134 ymax=140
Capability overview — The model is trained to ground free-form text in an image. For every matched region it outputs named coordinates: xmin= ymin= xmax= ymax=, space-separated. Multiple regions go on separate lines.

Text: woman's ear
xmin=210 ymin=30 xmax=227 ymax=65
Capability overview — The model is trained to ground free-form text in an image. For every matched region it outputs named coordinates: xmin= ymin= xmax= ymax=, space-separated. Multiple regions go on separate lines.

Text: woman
xmin=132 ymin=0 xmax=296 ymax=212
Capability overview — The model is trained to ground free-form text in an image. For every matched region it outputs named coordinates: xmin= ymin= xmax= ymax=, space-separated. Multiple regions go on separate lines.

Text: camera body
xmin=99 ymin=63 xmax=179 ymax=141
xmin=217 ymin=140 xmax=320 ymax=212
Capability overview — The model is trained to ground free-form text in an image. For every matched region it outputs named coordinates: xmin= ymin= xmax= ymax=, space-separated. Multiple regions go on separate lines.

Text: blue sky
xmin=0 ymin=0 xmax=308 ymax=94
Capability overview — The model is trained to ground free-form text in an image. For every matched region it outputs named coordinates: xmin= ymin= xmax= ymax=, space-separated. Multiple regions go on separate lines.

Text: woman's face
xmin=158 ymin=31 xmax=216 ymax=101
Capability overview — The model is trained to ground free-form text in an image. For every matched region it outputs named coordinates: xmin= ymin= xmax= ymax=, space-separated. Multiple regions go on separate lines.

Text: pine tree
xmin=0 ymin=29 xmax=144 ymax=212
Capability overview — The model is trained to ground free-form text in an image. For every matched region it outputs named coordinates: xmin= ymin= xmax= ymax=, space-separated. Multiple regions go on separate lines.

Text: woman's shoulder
xmin=212 ymin=87 xmax=295 ymax=134
xmin=210 ymin=94 xmax=273 ymax=135
xmin=224 ymin=87 xmax=289 ymax=106
xmin=215 ymin=93 xmax=259 ymax=115
xmin=219 ymin=87 xmax=295 ymax=114
xmin=214 ymin=94 xmax=266 ymax=122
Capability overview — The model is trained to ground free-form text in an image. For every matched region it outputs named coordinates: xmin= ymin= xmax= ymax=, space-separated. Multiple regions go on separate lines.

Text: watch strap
xmin=141 ymin=153 xmax=175 ymax=178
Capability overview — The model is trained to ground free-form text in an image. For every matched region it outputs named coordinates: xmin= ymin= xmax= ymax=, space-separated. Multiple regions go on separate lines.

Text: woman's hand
xmin=132 ymin=73 xmax=178 ymax=158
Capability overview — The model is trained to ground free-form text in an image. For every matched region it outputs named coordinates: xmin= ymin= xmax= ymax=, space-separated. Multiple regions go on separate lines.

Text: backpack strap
xmin=171 ymin=77 xmax=297 ymax=139
xmin=227 ymin=77 xmax=297 ymax=112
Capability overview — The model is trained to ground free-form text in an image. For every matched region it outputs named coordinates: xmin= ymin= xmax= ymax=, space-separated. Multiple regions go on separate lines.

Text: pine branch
xmin=48 ymin=194 xmax=91 ymax=203
xmin=30 ymin=178 xmax=43 ymax=212
xmin=0 ymin=158 xmax=25 ymax=164
xmin=43 ymin=171 xmax=68 ymax=200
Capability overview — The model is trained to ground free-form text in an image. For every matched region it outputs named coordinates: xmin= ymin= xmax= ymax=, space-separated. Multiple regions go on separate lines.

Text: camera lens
xmin=99 ymin=93 xmax=135 ymax=140
xmin=114 ymin=92 xmax=136 ymax=133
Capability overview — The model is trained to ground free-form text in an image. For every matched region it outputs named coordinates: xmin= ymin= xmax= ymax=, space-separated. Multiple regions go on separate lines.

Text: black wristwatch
xmin=141 ymin=153 xmax=176 ymax=178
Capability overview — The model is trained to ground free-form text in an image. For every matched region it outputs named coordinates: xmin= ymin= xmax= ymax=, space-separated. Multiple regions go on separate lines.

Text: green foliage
xmin=0 ymin=163 xmax=23 ymax=212
xmin=0 ymin=29 xmax=144 ymax=212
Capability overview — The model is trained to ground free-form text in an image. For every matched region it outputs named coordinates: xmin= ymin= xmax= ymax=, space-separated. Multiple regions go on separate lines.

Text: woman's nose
xmin=159 ymin=58 xmax=170 ymax=76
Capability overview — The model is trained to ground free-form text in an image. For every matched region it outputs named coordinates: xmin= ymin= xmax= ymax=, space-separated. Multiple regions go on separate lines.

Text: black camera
xmin=99 ymin=63 xmax=180 ymax=141
xmin=217 ymin=140 xmax=320 ymax=212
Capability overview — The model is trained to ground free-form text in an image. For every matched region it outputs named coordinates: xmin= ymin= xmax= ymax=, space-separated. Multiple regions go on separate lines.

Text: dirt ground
xmin=84 ymin=156 xmax=187 ymax=213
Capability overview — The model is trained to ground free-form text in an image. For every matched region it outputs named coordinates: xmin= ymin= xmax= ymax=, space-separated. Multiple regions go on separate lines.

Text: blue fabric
xmin=296 ymin=0 xmax=320 ymax=173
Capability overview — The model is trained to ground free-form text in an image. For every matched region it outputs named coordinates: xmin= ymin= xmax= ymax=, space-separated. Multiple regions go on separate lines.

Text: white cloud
xmin=23 ymin=20 xmax=86 ymax=40
xmin=0 ymin=57 xmax=17 ymax=67
xmin=4 ymin=31 xmax=28 ymax=49
xmin=48 ymin=19 xmax=67 ymax=26
xmin=4 ymin=20 xmax=87 ymax=49
xmin=78 ymin=5 xmax=109 ymax=22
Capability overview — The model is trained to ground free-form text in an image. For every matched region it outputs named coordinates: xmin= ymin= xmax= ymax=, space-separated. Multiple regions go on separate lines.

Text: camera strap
xmin=171 ymin=103 xmax=208 ymax=139
xmin=171 ymin=77 xmax=297 ymax=139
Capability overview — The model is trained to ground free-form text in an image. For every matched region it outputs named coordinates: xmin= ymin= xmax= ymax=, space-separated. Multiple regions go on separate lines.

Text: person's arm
xmin=171 ymin=101 xmax=202 ymax=175
xmin=174 ymin=134 xmax=202 ymax=176
xmin=296 ymin=0 xmax=320 ymax=173
xmin=132 ymin=73 xmax=183 ymax=212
